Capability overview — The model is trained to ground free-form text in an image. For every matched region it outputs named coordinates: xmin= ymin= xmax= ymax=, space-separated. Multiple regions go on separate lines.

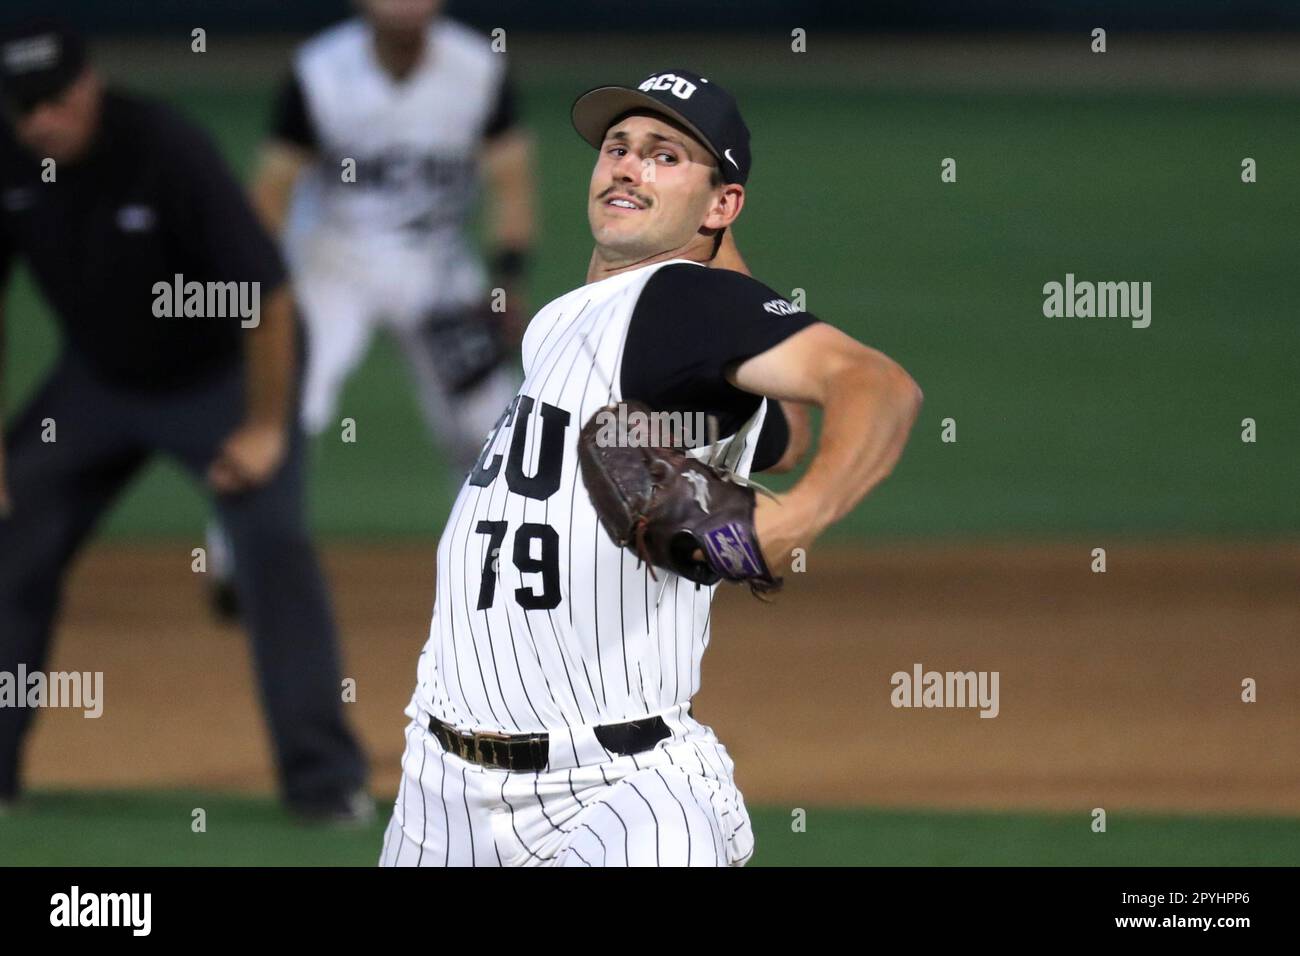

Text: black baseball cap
xmin=572 ymin=68 xmax=752 ymax=186
xmin=0 ymin=20 xmax=87 ymax=115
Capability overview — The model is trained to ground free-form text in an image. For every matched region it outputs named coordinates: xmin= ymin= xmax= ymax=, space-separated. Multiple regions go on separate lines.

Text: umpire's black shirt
xmin=0 ymin=88 xmax=286 ymax=389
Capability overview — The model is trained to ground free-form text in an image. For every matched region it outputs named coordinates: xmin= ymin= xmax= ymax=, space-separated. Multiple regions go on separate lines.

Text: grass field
xmin=5 ymin=82 xmax=1297 ymax=540
xmin=4 ymin=791 xmax=1297 ymax=866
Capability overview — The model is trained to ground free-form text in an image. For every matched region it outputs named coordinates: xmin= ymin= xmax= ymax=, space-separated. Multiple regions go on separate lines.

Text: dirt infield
xmin=22 ymin=541 xmax=1300 ymax=814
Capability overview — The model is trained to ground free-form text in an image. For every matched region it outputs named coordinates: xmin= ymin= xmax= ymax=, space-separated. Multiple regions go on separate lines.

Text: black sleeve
xmin=269 ymin=71 xmax=319 ymax=152
xmin=482 ymin=66 xmax=519 ymax=141
xmin=159 ymin=110 xmax=287 ymax=291
xmin=620 ymin=263 xmax=820 ymax=469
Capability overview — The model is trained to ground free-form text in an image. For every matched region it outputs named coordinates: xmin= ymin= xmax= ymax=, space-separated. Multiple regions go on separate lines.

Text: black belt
xmin=428 ymin=712 xmax=677 ymax=772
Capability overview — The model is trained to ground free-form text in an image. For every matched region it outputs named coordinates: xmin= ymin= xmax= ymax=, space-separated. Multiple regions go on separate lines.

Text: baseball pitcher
xmin=381 ymin=68 xmax=922 ymax=866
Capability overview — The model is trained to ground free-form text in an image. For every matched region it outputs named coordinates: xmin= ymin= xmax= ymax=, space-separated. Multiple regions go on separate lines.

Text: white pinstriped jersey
xmin=407 ymin=259 xmax=768 ymax=733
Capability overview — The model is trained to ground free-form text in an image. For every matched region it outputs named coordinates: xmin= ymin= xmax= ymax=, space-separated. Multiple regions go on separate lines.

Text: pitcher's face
xmin=588 ymin=112 xmax=726 ymax=261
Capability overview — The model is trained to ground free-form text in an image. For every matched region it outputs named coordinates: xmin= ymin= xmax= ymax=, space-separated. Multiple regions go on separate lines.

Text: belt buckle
xmin=472 ymin=728 xmax=513 ymax=769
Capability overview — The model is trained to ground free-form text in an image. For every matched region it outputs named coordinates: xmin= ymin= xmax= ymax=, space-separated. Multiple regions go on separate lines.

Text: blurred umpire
xmin=0 ymin=21 xmax=370 ymax=820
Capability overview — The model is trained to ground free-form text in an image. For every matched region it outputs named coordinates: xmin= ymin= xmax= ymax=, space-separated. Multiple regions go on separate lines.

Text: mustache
xmin=596 ymin=186 xmax=652 ymax=208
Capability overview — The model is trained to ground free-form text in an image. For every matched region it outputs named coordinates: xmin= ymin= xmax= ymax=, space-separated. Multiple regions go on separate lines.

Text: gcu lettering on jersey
xmin=329 ymin=149 xmax=477 ymax=195
xmin=409 ymin=259 xmax=767 ymax=735
xmin=637 ymin=73 xmax=698 ymax=100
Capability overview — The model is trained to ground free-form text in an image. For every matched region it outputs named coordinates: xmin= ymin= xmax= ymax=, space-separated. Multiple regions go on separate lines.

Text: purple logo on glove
xmin=703 ymin=523 xmax=763 ymax=579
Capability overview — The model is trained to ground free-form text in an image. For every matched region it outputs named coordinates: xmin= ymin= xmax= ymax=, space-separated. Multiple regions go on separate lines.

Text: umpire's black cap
xmin=572 ymin=69 xmax=752 ymax=185
xmin=0 ymin=20 xmax=87 ymax=115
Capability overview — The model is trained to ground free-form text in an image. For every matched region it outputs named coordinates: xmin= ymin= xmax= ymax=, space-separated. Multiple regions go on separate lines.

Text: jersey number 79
xmin=467 ymin=395 xmax=570 ymax=611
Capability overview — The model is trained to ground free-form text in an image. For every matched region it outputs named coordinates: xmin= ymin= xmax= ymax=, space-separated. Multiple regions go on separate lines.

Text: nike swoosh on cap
xmin=724 ymin=148 xmax=739 ymax=169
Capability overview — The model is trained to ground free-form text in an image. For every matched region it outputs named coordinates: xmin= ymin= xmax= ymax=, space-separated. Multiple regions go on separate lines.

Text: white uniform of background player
xmin=207 ymin=2 xmax=535 ymax=616
xmin=271 ymin=13 xmax=523 ymax=463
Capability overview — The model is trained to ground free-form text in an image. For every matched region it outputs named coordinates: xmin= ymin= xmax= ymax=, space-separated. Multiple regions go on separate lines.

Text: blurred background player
xmin=0 ymin=20 xmax=369 ymax=821
xmin=206 ymin=0 xmax=536 ymax=618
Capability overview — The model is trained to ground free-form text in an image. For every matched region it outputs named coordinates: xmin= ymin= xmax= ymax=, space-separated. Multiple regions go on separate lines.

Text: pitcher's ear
xmin=704 ymin=183 xmax=745 ymax=231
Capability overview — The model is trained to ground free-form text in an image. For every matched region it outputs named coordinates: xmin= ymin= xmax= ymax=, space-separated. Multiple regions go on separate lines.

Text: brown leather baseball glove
xmin=577 ymin=401 xmax=782 ymax=596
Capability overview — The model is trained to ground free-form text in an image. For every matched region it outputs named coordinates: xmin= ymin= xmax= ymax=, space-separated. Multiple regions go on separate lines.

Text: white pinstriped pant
xmin=379 ymin=704 xmax=755 ymax=867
